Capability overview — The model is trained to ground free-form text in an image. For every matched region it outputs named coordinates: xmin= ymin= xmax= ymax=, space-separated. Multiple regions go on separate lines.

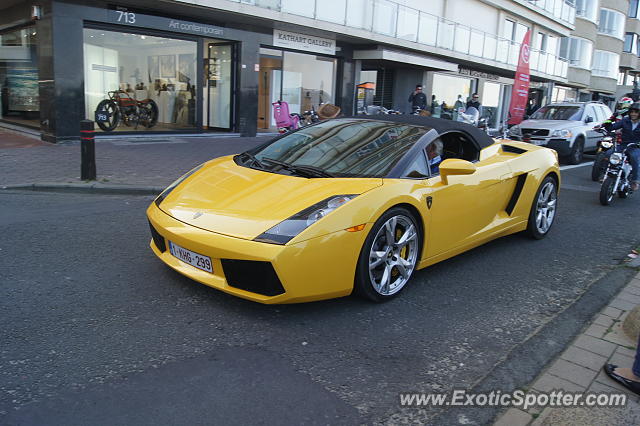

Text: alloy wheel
xmin=368 ymin=215 xmax=418 ymax=296
xmin=535 ymin=181 xmax=557 ymax=234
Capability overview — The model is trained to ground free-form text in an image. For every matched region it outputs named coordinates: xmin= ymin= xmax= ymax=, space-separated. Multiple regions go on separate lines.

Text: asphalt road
xmin=1 ymin=160 xmax=639 ymax=425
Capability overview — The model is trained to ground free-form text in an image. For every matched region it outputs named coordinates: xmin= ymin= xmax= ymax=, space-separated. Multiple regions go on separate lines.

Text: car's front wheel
xmin=526 ymin=176 xmax=558 ymax=239
xmin=355 ymin=207 xmax=421 ymax=302
xmin=567 ymin=137 xmax=584 ymax=165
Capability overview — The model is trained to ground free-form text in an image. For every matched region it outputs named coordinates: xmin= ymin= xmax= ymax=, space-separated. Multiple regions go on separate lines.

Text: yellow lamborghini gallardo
xmin=147 ymin=116 xmax=560 ymax=303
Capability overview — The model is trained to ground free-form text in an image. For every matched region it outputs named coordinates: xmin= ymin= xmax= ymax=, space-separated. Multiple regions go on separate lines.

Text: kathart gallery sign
xmin=273 ymin=29 xmax=336 ymax=55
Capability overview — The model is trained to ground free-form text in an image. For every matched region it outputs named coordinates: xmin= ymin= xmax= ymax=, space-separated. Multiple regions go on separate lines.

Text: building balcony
xmin=215 ymin=0 xmax=571 ymax=79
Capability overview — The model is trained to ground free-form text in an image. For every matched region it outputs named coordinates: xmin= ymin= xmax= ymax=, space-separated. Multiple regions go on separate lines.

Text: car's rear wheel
xmin=355 ymin=207 xmax=421 ymax=302
xmin=526 ymin=176 xmax=557 ymax=239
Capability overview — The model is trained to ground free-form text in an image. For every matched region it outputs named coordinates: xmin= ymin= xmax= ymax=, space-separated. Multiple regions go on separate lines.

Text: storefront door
xmin=258 ymin=49 xmax=283 ymax=130
xmin=203 ymin=40 xmax=235 ymax=131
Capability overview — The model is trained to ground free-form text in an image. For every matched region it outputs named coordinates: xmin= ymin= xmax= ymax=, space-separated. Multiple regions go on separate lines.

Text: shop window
xmin=431 ymin=74 xmax=471 ymax=120
xmin=83 ymin=28 xmax=197 ymax=132
xmin=0 ymin=26 xmax=39 ymax=128
xmin=281 ymin=51 xmax=336 ymax=116
xmin=482 ymin=81 xmax=501 ymax=129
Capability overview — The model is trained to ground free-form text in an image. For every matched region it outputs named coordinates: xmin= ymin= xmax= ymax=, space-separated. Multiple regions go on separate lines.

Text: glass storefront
xmin=83 ymin=28 xmax=198 ymax=132
xmin=482 ymin=81 xmax=502 ymax=128
xmin=0 ymin=26 xmax=39 ymax=128
xmin=431 ymin=73 xmax=472 ymax=119
xmin=257 ymin=47 xmax=337 ymax=130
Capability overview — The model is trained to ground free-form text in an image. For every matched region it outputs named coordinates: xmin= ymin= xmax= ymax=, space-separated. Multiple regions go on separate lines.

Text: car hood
xmin=159 ymin=156 xmax=383 ymax=240
xmin=518 ymin=119 xmax=582 ymax=130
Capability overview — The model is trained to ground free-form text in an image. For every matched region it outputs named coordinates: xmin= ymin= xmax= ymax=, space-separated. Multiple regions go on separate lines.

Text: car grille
xmin=148 ymin=221 xmax=167 ymax=252
xmin=221 ymin=259 xmax=285 ymax=296
xmin=521 ymin=129 xmax=549 ymax=137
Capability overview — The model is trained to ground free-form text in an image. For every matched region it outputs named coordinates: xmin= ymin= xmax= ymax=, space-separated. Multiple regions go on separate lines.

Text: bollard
xmin=80 ymin=119 xmax=96 ymax=181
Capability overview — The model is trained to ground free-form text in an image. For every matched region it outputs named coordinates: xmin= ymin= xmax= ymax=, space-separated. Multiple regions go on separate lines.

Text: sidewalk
xmin=0 ymin=130 xmax=271 ymax=190
xmin=494 ymin=268 xmax=640 ymax=426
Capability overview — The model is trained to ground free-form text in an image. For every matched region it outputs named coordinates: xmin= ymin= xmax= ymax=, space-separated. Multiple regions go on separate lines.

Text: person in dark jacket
xmin=408 ymin=85 xmax=427 ymax=112
xmin=466 ymin=93 xmax=482 ymax=115
xmin=608 ymin=102 xmax=640 ymax=191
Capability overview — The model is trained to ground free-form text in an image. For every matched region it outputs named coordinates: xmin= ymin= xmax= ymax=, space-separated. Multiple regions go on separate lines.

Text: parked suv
xmin=508 ymin=102 xmax=612 ymax=164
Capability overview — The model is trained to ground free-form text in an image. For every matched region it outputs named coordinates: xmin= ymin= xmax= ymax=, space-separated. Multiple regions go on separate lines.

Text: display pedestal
xmin=158 ymin=91 xmax=175 ymax=124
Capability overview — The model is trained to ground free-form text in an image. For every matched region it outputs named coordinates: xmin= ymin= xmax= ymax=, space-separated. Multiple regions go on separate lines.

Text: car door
xmin=418 ymin=136 xmax=516 ymax=259
xmin=583 ymin=104 xmax=600 ymax=150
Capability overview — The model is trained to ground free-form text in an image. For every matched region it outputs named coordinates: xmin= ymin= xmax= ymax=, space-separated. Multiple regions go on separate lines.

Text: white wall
xmin=400 ymin=0 xmax=444 ymax=16
xmin=445 ymin=0 xmax=499 ymax=35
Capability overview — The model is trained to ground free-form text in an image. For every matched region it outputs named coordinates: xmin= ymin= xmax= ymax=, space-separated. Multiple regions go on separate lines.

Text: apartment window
xmin=576 ymin=0 xmax=598 ymax=22
xmin=592 ymin=50 xmax=620 ymax=79
xmin=502 ymin=19 xmax=528 ymax=42
xmin=559 ymin=37 xmax=593 ymax=69
xmin=630 ymin=0 xmax=639 ymax=18
xmin=625 ymin=33 xmax=639 ymax=55
xmin=598 ymin=9 xmax=625 ymax=39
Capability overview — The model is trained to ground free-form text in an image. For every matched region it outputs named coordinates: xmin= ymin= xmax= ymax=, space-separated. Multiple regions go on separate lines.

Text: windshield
xmin=246 ymin=119 xmax=430 ymax=178
xmin=530 ymin=105 xmax=583 ymax=121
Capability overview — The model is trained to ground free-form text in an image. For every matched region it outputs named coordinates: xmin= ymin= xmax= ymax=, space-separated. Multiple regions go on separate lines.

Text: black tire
xmin=600 ymin=176 xmax=616 ymax=206
xmin=95 ymin=100 xmax=120 ymax=132
xmin=618 ymin=179 xmax=629 ymax=199
xmin=567 ymin=137 xmax=584 ymax=165
xmin=526 ymin=175 xmax=558 ymax=239
xmin=140 ymin=100 xmax=159 ymax=129
xmin=591 ymin=152 xmax=606 ymax=181
xmin=354 ymin=207 xmax=422 ymax=302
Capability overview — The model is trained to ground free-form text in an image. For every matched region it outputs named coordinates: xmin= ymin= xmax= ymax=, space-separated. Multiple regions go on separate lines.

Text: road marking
xmin=560 ymin=183 xmax=599 ymax=193
xmin=559 ymin=162 xmax=591 ymax=171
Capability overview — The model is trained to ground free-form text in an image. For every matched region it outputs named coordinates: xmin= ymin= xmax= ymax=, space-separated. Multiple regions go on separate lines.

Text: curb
xmin=491 ymin=265 xmax=640 ymax=426
xmin=429 ymin=260 xmax=639 ymax=426
xmin=1 ymin=183 xmax=163 ymax=196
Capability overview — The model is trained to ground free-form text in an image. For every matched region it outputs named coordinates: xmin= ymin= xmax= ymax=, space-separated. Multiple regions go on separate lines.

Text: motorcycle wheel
xmin=95 ymin=100 xmax=119 ymax=132
xmin=618 ymin=182 xmax=630 ymax=198
xmin=140 ymin=100 xmax=159 ymax=129
xmin=599 ymin=176 xmax=616 ymax=206
xmin=591 ymin=153 xmax=606 ymax=182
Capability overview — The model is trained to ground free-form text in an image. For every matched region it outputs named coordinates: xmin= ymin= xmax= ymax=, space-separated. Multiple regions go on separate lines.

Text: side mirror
xmin=439 ymin=159 xmax=476 ymax=185
xmin=585 ymin=116 xmax=594 ymax=123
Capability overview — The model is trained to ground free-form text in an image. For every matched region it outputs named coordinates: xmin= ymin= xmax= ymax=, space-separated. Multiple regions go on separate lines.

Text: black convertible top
xmin=345 ymin=115 xmax=496 ymax=150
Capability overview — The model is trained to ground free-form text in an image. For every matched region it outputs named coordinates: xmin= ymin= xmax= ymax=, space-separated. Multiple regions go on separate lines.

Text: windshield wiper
xmin=261 ymin=157 xmax=334 ymax=178
xmin=238 ymin=151 xmax=265 ymax=168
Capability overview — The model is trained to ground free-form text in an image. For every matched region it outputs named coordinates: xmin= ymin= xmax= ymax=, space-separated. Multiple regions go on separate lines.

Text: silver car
xmin=509 ymin=102 xmax=612 ymax=164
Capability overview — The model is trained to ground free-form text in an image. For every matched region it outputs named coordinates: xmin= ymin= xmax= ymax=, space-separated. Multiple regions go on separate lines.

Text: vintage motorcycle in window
xmin=94 ymin=90 xmax=158 ymax=131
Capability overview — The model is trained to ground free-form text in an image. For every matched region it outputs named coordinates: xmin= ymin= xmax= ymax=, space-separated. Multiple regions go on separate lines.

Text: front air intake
xmin=221 ymin=259 xmax=285 ymax=296
xmin=148 ymin=221 xmax=167 ymax=252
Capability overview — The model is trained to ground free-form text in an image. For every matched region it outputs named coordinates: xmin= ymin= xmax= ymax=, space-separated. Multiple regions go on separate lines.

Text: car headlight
xmin=509 ymin=125 xmax=522 ymax=136
xmin=610 ymin=153 xmax=623 ymax=165
xmin=254 ymin=195 xmax=357 ymax=245
xmin=155 ymin=163 xmax=204 ymax=206
xmin=550 ymin=129 xmax=573 ymax=139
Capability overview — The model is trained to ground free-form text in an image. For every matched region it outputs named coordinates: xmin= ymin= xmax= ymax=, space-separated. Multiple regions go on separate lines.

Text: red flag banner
xmin=508 ymin=30 xmax=531 ymax=126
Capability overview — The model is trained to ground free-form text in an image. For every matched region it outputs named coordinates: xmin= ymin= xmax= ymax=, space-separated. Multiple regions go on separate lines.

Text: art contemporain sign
xmin=273 ymin=29 xmax=335 ymax=55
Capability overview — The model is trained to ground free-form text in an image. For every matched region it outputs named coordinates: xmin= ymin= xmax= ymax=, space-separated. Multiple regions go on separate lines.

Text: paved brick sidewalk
xmin=494 ymin=271 xmax=640 ymax=426
xmin=0 ymin=135 xmax=271 ymax=188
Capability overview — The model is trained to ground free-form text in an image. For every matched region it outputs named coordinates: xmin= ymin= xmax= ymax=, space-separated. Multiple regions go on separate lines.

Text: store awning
xmin=353 ymin=48 xmax=457 ymax=72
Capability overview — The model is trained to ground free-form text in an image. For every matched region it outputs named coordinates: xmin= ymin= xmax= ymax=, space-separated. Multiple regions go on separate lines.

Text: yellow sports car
xmin=147 ymin=116 xmax=559 ymax=304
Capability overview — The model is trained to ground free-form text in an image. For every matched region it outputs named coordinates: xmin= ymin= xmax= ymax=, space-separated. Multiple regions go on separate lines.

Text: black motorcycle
xmin=599 ymin=142 xmax=637 ymax=205
xmin=591 ymin=127 xmax=616 ymax=182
